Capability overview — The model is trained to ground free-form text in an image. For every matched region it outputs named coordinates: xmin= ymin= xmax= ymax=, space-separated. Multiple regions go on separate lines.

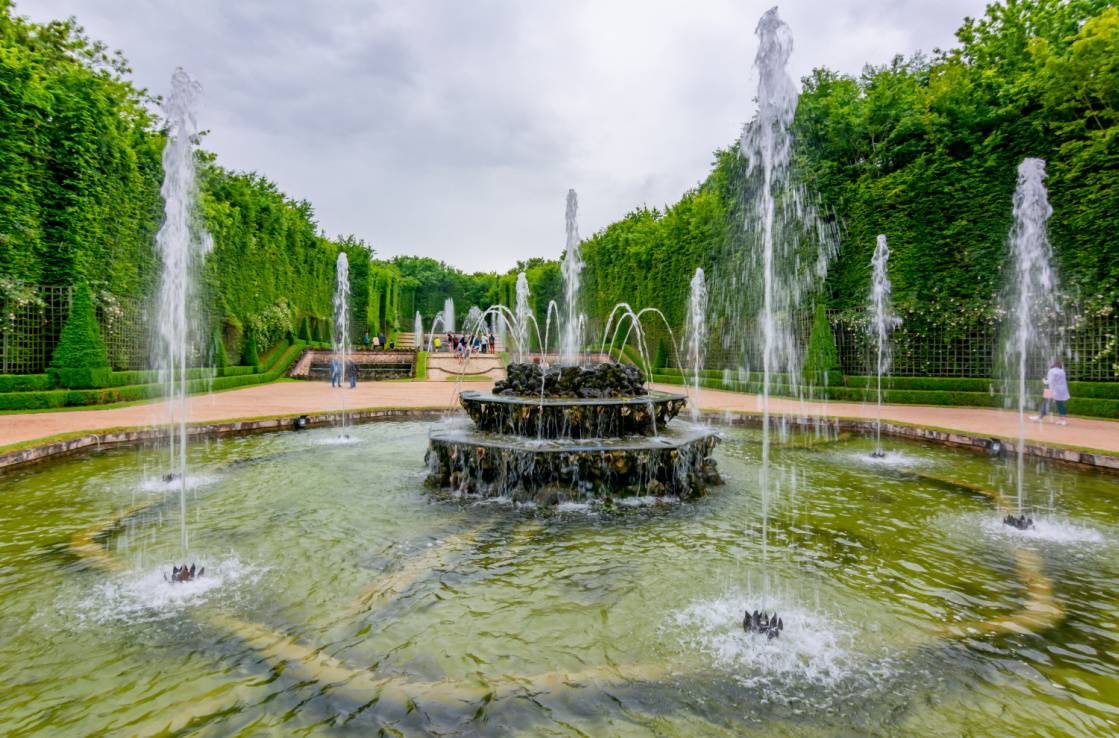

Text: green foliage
xmin=803 ymin=304 xmax=840 ymax=382
xmin=413 ymin=351 xmax=428 ymax=380
xmin=240 ymin=331 xmax=260 ymax=368
xmin=298 ymin=316 xmax=312 ymax=341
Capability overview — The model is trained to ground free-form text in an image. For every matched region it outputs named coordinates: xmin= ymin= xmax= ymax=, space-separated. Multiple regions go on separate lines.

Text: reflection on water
xmin=0 ymin=421 xmax=1115 ymax=736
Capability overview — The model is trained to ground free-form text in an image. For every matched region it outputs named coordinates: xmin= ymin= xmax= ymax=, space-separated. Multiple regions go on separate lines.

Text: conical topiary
xmin=803 ymin=302 xmax=840 ymax=386
xmin=49 ymin=284 xmax=111 ymax=388
xmin=211 ymin=326 xmax=228 ymax=371
xmin=241 ymin=330 xmax=260 ymax=368
xmin=298 ymin=316 xmax=311 ymax=342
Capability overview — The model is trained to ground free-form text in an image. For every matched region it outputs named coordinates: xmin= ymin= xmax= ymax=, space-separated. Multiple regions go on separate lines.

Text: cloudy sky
xmin=21 ymin=0 xmax=984 ymax=273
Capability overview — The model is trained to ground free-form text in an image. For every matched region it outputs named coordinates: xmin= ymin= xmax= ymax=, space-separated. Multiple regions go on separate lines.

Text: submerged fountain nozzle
xmin=294 ymin=415 xmax=309 ymax=430
xmin=743 ymin=609 xmax=784 ymax=639
xmin=1003 ymin=514 xmax=1034 ymax=531
xmin=167 ymin=563 xmax=204 ymax=583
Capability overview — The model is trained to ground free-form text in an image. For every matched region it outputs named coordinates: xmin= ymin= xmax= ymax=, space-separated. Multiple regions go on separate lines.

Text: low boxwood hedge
xmin=0 ymin=374 xmax=54 ymax=392
xmin=0 ymin=341 xmax=304 ymax=412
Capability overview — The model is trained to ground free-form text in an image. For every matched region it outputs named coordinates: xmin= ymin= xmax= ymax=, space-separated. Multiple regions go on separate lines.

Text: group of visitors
xmin=329 ymin=358 xmax=358 ymax=389
xmin=361 ymin=332 xmax=393 ymax=350
xmin=438 ymin=332 xmax=496 ymax=355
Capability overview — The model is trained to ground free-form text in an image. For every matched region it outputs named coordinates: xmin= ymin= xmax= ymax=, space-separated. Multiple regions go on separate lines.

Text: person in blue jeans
xmin=330 ymin=358 xmax=341 ymax=388
xmin=1031 ymin=359 xmax=1070 ymax=426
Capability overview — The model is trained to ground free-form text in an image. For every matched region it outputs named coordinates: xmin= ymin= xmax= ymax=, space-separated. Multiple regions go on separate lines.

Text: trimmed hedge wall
xmin=0 ymin=374 xmax=54 ymax=393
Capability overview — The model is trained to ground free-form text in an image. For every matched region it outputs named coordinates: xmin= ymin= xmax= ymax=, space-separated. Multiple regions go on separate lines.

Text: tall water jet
xmin=685 ymin=268 xmax=708 ymax=422
xmin=732 ymin=8 xmax=835 ymax=554
xmin=514 ymin=271 xmax=531 ymax=362
xmin=868 ymin=235 xmax=900 ymax=457
xmin=333 ymin=252 xmax=351 ymax=437
xmin=414 ymin=311 xmax=424 ymax=353
xmin=443 ymin=298 xmax=456 ymax=334
xmin=153 ymin=68 xmax=209 ymax=557
xmin=464 ymin=305 xmax=485 ymax=340
xmin=1001 ymin=158 xmax=1057 ymax=514
xmin=559 ymin=189 xmax=585 ymax=365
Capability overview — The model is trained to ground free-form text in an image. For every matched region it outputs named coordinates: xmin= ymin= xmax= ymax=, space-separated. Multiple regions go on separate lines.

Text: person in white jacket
xmin=1030 ymin=359 xmax=1070 ymax=426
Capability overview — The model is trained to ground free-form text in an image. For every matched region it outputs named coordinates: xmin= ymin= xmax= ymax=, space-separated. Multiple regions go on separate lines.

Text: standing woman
xmin=1033 ymin=359 xmax=1071 ymax=425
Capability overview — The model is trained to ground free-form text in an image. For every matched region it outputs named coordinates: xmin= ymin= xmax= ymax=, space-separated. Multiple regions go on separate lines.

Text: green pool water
xmin=0 ymin=420 xmax=1116 ymax=736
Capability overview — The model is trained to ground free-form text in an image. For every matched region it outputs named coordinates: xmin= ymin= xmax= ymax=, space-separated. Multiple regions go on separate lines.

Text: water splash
xmin=333 ymin=251 xmax=351 ymax=437
xmin=514 ymin=271 xmax=531 ymax=362
xmin=869 ymin=235 xmax=900 ymax=456
xmin=154 ymin=68 xmax=210 ymax=558
xmin=559 ymin=189 xmax=585 ymax=366
xmin=685 ymin=268 xmax=708 ymax=422
xmin=414 ymin=311 xmax=424 ymax=353
xmin=733 ymin=8 xmax=835 ymax=556
xmin=443 ymin=297 xmax=456 ymax=334
xmin=1000 ymin=158 xmax=1057 ymax=514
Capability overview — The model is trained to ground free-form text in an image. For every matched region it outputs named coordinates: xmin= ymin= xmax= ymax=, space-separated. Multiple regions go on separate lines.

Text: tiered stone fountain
xmin=426 ymin=362 xmax=721 ymax=504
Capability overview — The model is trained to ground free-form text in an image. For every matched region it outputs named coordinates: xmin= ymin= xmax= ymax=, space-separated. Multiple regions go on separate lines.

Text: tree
xmin=48 ymin=283 xmax=110 ymax=387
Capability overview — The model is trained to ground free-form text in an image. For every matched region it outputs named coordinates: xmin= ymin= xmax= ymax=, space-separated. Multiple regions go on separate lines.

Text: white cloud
xmin=17 ymin=0 xmax=984 ymax=271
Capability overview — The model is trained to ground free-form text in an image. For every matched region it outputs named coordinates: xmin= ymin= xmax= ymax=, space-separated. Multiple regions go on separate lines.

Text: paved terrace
xmin=1 ymin=379 xmax=1117 ymax=456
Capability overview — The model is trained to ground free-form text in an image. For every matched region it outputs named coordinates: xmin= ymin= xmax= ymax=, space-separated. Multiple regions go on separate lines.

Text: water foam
xmin=75 ymin=555 xmax=264 ymax=625
xmin=982 ymin=515 xmax=1106 ymax=545
xmin=673 ymin=591 xmax=857 ymax=688
xmin=138 ymin=473 xmax=219 ymax=494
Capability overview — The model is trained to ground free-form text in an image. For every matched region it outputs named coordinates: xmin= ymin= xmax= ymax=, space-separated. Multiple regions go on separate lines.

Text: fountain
xmin=868 ymin=234 xmax=900 ymax=457
xmin=153 ymin=67 xmax=209 ymax=569
xmin=685 ymin=268 xmax=708 ymax=422
xmin=732 ymin=7 xmax=835 ymax=549
xmin=443 ymin=297 xmax=456 ymax=334
xmin=1000 ymin=158 xmax=1057 ymax=517
xmin=514 ymin=271 xmax=531 ymax=362
xmin=333 ymin=252 xmax=351 ymax=436
xmin=559 ymin=189 xmax=585 ymax=366
xmin=413 ymin=311 xmax=424 ymax=353
xmin=427 ymin=193 xmax=720 ymax=503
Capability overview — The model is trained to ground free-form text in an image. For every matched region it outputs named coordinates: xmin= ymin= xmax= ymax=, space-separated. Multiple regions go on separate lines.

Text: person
xmin=1031 ymin=359 xmax=1070 ymax=425
xmin=433 ymin=336 xmax=441 ymax=351
xmin=488 ymin=332 xmax=496 ymax=354
xmin=329 ymin=358 xmax=341 ymax=388
xmin=347 ymin=359 xmax=358 ymax=389
xmin=378 ymin=332 xmax=387 ymax=351
xmin=372 ymin=334 xmax=381 ymax=350
xmin=363 ymin=331 xmax=370 ymax=350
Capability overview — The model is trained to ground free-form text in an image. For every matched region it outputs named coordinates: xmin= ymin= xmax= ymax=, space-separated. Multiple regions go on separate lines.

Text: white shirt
xmin=1046 ymin=366 xmax=1070 ymax=401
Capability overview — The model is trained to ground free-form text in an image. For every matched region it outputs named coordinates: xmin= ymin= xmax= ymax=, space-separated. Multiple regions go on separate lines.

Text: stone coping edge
xmin=0 ymin=408 xmax=445 ymax=472
xmin=704 ymin=411 xmax=1119 ymax=472
xmin=2 ymin=406 xmax=1116 ymax=474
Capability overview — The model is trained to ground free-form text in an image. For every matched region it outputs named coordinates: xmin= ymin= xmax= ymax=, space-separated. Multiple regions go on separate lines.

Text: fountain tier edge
xmin=426 ymin=423 xmax=721 ymax=502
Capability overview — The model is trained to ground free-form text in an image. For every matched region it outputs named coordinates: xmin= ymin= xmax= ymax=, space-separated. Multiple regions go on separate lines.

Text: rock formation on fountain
xmin=493 ymin=362 xmax=647 ymax=398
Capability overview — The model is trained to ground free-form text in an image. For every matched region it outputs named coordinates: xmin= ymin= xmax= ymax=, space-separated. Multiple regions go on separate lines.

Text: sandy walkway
xmin=1 ymin=379 xmax=1116 ymax=455
xmin=661 ymin=384 xmax=1119 ymax=455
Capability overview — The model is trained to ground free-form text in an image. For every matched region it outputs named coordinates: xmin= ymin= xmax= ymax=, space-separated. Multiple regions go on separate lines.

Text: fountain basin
xmin=426 ymin=424 xmax=720 ymax=502
xmin=460 ymin=390 xmax=686 ymax=439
